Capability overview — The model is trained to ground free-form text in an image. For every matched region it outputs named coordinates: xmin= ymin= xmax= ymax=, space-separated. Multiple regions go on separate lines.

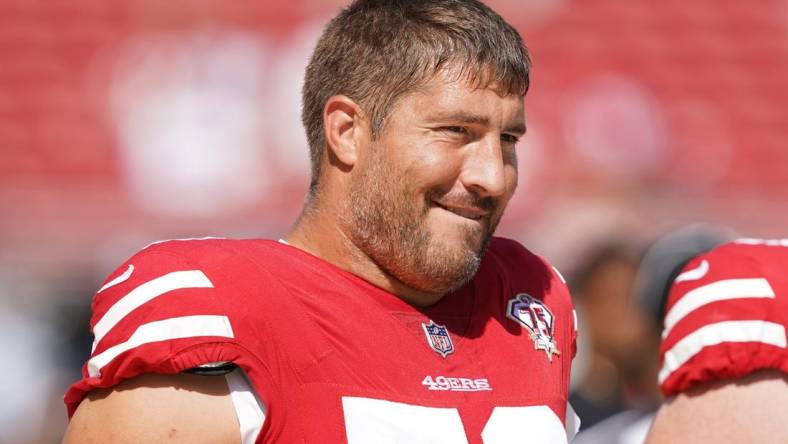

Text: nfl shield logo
xmin=422 ymin=320 xmax=455 ymax=358
xmin=506 ymin=293 xmax=561 ymax=361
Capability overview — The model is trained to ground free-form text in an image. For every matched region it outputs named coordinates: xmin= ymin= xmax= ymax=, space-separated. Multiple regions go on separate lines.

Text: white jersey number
xmin=342 ymin=397 xmax=568 ymax=443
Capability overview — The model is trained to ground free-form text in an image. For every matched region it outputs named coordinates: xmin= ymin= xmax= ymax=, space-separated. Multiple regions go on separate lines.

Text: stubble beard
xmin=342 ymin=151 xmax=502 ymax=297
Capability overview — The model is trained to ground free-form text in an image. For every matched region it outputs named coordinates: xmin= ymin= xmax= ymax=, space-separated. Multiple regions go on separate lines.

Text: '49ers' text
xmin=421 ymin=376 xmax=492 ymax=392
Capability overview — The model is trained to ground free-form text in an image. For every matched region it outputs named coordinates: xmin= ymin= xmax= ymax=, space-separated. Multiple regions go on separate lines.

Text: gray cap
xmin=633 ymin=224 xmax=735 ymax=326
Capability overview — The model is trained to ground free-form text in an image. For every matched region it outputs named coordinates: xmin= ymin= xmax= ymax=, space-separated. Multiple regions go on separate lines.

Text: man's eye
xmin=440 ymin=126 xmax=468 ymax=135
xmin=501 ymin=134 xmax=520 ymax=144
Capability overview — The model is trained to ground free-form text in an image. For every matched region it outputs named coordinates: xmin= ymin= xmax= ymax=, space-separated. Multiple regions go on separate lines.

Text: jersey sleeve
xmin=550 ymin=262 xmax=579 ymax=361
xmin=64 ymin=241 xmax=251 ymax=417
xmin=658 ymin=242 xmax=788 ymax=397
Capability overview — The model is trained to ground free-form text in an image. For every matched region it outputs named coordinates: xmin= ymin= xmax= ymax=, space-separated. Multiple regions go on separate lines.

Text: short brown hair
xmin=302 ymin=0 xmax=531 ymax=194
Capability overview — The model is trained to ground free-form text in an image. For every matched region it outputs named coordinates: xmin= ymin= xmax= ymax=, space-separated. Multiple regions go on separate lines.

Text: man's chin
xmin=433 ymin=224 xmax=489 ymax=250
xmin=460 ymin=232 xmax=493 ymax=261
xmin=416 ymin=242 xmax=483 ymax=292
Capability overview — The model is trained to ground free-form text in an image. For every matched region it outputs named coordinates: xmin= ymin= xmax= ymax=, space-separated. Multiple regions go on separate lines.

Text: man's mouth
xmin=432 ymin=201 xmax=489 ymax=221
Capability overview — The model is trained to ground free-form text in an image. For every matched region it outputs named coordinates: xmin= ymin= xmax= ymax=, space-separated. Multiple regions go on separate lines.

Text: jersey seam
xmin=233 ymin=241 xmax=354 ymax=384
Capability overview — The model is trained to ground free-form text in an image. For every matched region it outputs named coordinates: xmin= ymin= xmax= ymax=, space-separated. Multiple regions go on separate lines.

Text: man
xmin=646 ymin=238 xmax=788 ymax=443
xmin=63 ymin=1 xmax=578 ymax=442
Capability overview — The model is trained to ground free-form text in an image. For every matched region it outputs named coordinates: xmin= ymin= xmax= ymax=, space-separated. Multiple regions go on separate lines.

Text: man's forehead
xmin=414 ymin=72 xmax=525 ymax=129
xmin=428 ymin=64 xmax=525 ymax=97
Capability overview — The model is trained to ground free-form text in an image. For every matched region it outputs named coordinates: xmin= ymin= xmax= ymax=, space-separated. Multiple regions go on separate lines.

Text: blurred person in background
xmin=62 ymin=1 xmax=579 ymax=443
xmin=572 ymin=225 xmax=731 ymax=444
xmin=567 ymin=242 xmax=655 ymax=431
xmin=646 ymin=236 xmax=788 ymax=443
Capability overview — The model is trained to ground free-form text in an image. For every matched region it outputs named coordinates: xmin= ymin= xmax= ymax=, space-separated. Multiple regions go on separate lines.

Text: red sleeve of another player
xmin=63 ymin=243 xmax=249 ymax=418
xmin=658 ymin=244 xmax=788 ymax=397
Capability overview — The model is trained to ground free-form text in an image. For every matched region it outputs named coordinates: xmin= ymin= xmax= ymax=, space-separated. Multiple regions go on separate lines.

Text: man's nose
xmin=460 ymin=136 xmax=509 ymax=198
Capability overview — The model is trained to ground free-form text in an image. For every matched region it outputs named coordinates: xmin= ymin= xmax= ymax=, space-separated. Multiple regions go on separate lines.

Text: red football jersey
xmin=658 ymin=239 xmax=788 ymax=397
xmin=65 ymin=237 xmax=577 ymax=443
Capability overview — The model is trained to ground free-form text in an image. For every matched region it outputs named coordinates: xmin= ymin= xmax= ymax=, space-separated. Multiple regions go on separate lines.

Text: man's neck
xmin=283 ymin=202 xmax=444 ymax=307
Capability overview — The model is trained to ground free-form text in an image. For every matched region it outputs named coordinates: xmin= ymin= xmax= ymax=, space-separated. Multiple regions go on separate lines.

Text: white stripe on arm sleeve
xmin=92 ymin=270 xmax=214 ymax=352
xmin=225 ymin=368 xmax=266 ymax=444
xmin=658 ymin=320 xmax=787 ymax=384
xmin=565 ymin=402 xmax=580 ymax=442
xmin=87 ymin=315 xmax=234 ymax=377
xmin=661 ymin=278 xmax=775 ymax=339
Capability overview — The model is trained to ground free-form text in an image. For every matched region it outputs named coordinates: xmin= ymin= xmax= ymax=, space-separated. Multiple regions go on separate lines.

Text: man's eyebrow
xmin=427 ymin=111 xmax=526 ymax=134
xmin=427 ymin=111 xmax=490 ymax=126
xmin=504 ymin=121 xmax=527 ymax=135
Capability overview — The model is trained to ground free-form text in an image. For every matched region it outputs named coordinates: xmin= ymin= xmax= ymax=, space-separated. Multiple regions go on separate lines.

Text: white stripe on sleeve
xmin=565 ymin=402 xmax=580 ymax=441
xmin=658 ymin=320 xmax=787 ymax=385
xmin=673 ymin=260 xmax=708 ymax=284
xmin=88 ymin=315 xmax=234 ymax=377
xmin=552 ymin=266 xmax=567 ymax=284
xmin=226 ymin=368 xmax=266 ymax=444
xmin=662 ymin=278 xmax=775 ymax=339
xmin=92 ymin=270 xmax=214 ymax=352
xmin=98 ymin=264 xmax=135 ymax=293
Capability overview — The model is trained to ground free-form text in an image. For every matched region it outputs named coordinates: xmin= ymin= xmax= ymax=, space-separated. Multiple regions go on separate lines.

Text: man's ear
xmin=323 ymin=95 xmax=365 ymax=167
